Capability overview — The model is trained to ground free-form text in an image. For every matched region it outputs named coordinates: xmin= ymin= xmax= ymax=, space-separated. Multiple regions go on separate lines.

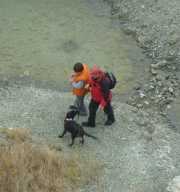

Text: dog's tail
xmin=84 ymin=131 xmax=97 ymax=140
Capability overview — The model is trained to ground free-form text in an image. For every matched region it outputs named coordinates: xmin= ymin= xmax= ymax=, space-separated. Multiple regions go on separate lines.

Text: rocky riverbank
xmin=102 ymin=0 xmax=180 ymax=190
xmin=102 ymin=0 xmax=180 ymax=131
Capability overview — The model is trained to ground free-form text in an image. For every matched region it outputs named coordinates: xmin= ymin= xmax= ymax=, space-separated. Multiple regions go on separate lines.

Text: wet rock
xmin=166 ymin=175 xmax=180 ymax=192
xmin=141 ymin=85 xmax=149 ymax=93
xmin=169 ymin=97 xmax=174 ymax=102
xmin=149 ymin=85 xmax=155 ymax=90
xmin=144 ymin=101 xmax=149 ymax=105
xmin=167 ymin=34 xmax=179 ymax=45
xmin=134 ymin=84 xmax=141 ymax=90
xmin=136 ymin=104 xmax=143 ymax=108
xmin=168 ymin=87 xmax=174 ymax=93
xmin=147 ymin=123 xmax=155 ymax=134
xmin=139 ymin=92 xmax=146 ymax=99
xmin=166 ymin=74 xmax=170 ymax=80
xmin=111 ymin=3 xmax=122 ymax=10
xmin=151 ymin=69 xmax=157 ymax=75
xmin=122 ymin=26 xmax=133 ymax=35
xmin=111 ymin=13 xmax=122 ymax=19
xmin=174 ymin=91 xmax=180 ymax=99
xmin=132 ymin=107 xmax=139 ymax=113
xmin=150 ymin=76 xmax=156 ymax=82
xmin=137 ymin=35 xmax=147 ymax=46
xmin=156 ymin=75 xmax=162 ymax=81
xmin=157 ymin=81 xmax=163 ymax=87
xmin=150 ymin=60 xmax=169 ymax=69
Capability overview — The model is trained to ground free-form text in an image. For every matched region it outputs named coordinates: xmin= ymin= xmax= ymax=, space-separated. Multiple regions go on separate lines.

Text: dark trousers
xmin=88 ymin=99 xmax=115 ymax=125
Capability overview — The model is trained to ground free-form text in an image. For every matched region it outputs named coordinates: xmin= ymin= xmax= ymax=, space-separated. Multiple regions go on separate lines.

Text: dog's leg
xmin=68 ymin=134 xmax=75 ymax=146
xmin=80 ymin=135 xmax=84 ymax=144
xmin=58 ymin=130 xmax=67 ymax=138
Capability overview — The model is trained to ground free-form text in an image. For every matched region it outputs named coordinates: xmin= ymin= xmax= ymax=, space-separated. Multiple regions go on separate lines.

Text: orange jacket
xmin=72 ymin=64 xmax=89 ymax=96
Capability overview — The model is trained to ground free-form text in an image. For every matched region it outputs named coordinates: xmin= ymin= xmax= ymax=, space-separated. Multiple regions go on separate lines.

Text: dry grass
xmin=0 ymin=128 xmax=100 ymax=192
xmin=2 ymin=127 xmax=32 ymax=142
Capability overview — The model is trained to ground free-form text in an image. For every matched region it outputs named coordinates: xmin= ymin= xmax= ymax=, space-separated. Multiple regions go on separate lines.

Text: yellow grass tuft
xmin=2 ymin=127 xmax=32 ymax=142
xmin=49 ymin=143 xmax=63 ymax=151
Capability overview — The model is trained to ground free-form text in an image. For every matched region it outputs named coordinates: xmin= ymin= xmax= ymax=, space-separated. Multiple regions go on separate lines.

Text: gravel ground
xmin=1 ymin=81 xmax=180 ymax=192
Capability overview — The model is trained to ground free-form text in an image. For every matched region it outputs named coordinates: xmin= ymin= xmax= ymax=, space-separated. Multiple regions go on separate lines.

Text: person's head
xmin=89 ymin=66 xmax=101 ymax=79
xmin=73 ymin=62 xmax=84 ymax=73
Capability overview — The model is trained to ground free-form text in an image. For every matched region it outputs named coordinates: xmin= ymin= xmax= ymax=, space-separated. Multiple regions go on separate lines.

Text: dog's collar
xmin=64 ymin=118 xmax=72 ymax=124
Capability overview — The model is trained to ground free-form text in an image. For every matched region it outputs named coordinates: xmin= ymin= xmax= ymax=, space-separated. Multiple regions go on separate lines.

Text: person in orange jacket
xmin=69 ymin=62 xmax=89 ymax=116
xmin=82 ymin=66 xmax=115 ymax=127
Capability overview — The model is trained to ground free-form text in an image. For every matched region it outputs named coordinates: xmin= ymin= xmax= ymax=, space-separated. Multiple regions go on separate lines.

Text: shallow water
xmin=0 ymin=0 xmax=149 ymax=96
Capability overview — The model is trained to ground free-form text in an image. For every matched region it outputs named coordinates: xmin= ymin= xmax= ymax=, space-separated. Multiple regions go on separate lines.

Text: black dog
xmin=58 ymin=110 xmax=97 ymax=146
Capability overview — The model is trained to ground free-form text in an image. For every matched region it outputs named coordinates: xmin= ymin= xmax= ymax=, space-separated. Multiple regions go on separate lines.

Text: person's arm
xmin=71 ymin=80 xmax=84 ymax=89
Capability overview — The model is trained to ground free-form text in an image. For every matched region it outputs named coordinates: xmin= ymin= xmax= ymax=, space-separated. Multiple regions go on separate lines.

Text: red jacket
xmin=88 ymin=70 xmax=112 ymax=107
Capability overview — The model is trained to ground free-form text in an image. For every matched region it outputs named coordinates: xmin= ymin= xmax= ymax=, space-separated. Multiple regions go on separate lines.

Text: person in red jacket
xmin=69 ymin=62 xmax=89 ymax=116
xmin=82 ymin=66 xmax=115 ymax=127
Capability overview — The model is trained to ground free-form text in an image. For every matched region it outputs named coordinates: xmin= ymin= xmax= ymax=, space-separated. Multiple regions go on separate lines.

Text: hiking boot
xmin=82 ymin=122 xmax=95 ymax=128
xmin=105 ymin=119 xmax=115 ymax=126
xmin=69 ymin=105 xmax=79 ymax=110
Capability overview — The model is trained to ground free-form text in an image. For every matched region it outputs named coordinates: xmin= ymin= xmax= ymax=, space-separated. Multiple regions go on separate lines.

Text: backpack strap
xmin=99 ymin=75 xmax=110 ymax=90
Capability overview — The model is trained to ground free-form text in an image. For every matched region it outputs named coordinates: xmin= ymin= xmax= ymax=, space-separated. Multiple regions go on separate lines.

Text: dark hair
xmin=73 ymin=62 xmax=84 ymax=72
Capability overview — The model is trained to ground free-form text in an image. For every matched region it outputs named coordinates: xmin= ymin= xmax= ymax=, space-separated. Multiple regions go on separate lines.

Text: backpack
xmin=104 ymin=71 xmax=117 ymax=89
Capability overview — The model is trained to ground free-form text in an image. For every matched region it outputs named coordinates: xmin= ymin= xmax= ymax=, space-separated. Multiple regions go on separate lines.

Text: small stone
xmin=136 ymin=104 xmax=143 ymax=108
xmin=150 ymin=60 xmax=169 ymax=69
xmin=134 ymin=84 xmax=141 ymax=90
xmin=24 ymin=70 xmax=30 ymax=76
xmin=141 ymin=5 xmax=145 ymax=9
xmin=167 ymin=105 xmax=171 ymax=109
xmin=147 ymin=124 xmax=155 ymax=134
xmin=144 ymin=101 xmax=149 ymax=105
xmin=149 ymin=86 xmax=155 ymax=90
xmin=122 ymin=26 xmax=133 ymax=35
xmin=151 ymin=69 xmax=157 ymax=75
xmin=140 ymin=93 xmax=146 ymax=98
xmin=168 ymin=87 xmax=173 ymax=93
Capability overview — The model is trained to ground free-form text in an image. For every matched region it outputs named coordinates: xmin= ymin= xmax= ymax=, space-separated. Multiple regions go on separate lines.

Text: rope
xmin=62 ymin=51 xmax=70 ymax=76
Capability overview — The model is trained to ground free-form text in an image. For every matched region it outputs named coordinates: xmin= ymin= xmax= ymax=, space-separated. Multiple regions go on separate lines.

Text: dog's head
xmin=66 ymin=110 xmax=79 ymax=120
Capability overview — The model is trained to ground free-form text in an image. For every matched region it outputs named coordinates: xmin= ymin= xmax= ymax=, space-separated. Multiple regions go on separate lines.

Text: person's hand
xmin=70 ymin=77 xmax=74 ymax=83
xmin=98 ymin=104 xmax=104 ymax=110
xmin=70 ymin=73 xmax=75 ymax=83
xmin=70 ymin=73 xmax=75 ymax=78
xmin=85 ymin=84 xmax=90 ymax=89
